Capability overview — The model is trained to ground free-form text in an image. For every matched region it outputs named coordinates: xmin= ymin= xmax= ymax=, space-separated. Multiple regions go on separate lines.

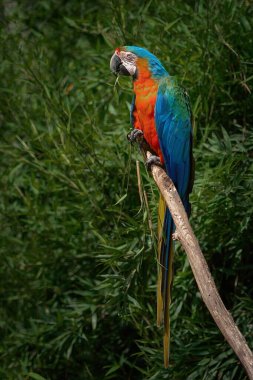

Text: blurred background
xmin=0 ymin=1 xmax=253 ymax=379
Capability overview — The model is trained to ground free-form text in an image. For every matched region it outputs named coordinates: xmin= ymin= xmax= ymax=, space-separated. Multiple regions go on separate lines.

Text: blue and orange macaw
xmin=110 ymin=46 xmax=194 ymax=367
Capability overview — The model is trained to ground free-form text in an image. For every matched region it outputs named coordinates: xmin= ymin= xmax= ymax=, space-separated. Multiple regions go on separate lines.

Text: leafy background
xmin=0 ymin=0 xmax=253 ymax=379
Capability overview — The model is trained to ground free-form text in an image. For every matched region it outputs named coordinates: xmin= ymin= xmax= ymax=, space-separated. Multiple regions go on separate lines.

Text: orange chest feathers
xmin=132 ymin=60 xmax=163 ymax=162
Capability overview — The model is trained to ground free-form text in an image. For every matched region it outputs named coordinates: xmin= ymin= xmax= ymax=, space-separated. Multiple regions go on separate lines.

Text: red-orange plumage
xmin=132 ymin=58 xmax=164 ymax=164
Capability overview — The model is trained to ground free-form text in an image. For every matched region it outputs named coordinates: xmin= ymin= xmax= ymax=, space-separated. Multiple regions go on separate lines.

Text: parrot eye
xmin=125 ymin=52 xmax=136 ymax=63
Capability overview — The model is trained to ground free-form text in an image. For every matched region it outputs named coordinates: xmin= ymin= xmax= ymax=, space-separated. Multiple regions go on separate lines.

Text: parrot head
xmin=110 ymin=47 xmax=137 ymax=77
xmin=110 ymin=46 xmax=168 ymax=79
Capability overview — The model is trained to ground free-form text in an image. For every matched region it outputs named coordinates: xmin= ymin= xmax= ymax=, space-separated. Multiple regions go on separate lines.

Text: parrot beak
xmin=110 ymin=53 xmax=131 ymax=76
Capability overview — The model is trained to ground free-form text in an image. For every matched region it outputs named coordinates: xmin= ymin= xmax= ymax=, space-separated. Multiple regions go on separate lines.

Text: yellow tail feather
xmin=163 ymin=332 xmax=169 ymax=368
xmin=157 ymin=194 xmax=174 ymax=368
xmin=163 ymin=240 xmax=174 ymax=367
xmin=157 ymin=272 xmax=163 ymax=327
xmin=157 ymin=195 xmax=166 ymax=327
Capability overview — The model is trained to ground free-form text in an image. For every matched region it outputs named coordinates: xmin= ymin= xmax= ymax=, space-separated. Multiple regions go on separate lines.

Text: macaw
xmin=110 ymin=46 xmax=194 ymax=368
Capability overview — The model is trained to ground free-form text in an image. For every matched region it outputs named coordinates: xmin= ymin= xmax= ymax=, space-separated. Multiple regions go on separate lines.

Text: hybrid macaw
xmin=110 ymin=46 xmax=194 ymax=368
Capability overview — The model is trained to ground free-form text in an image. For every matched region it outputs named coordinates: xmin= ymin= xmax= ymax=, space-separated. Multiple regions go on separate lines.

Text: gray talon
xmin=127 ymin=129 xmax=143 ymax=143
xmin=146 ymin=155 xmax=162 ymax=170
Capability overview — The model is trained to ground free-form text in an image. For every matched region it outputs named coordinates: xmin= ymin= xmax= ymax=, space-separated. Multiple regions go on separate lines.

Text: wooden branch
xmin=145 ymin=150 xmax=253 ymax=379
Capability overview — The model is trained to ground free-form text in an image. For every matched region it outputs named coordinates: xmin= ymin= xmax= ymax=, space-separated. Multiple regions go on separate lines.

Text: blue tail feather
xmin=161 ymin=209 xmax=174 ymax=297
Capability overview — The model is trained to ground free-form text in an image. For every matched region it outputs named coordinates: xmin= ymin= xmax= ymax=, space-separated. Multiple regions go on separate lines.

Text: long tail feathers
xmin=157 ymin=195 xmax=166 ymax=327
xmin=157 ymin=195 xmax=174 ymax=368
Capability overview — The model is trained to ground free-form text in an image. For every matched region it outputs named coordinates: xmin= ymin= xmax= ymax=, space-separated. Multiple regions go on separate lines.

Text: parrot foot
xmin=172 ymin=230 xmax=180 ymax=241
xmin=127 ymin=129 xmax=143 ymax=143
xmin=146 ymin=155 xmax=162 ymax=171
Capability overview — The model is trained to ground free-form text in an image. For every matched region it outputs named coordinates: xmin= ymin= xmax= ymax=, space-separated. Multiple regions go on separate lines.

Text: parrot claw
xmin=172 ymin=230 xmax=180 ymax=241
xmin=127 ymin=129 xmax=144 ymax=143
xmin=146 ymin=155 xmax=162 ymax=171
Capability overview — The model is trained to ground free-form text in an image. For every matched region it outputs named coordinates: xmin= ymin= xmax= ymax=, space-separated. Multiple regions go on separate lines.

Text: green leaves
xmin=27 ymin=373 xmax=47 ymax=380
xmin=0 ymin=0 xmax=253 ymax=379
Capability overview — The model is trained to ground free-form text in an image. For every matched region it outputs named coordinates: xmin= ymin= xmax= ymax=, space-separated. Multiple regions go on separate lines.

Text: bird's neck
xmin=133 ymin=58 xmax=158 ymax=95
xmin=133 ymin=58 xmax=168 ymax=94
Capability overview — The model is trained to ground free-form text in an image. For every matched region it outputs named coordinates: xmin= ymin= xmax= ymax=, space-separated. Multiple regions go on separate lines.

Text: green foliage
xmin=0 ymin=0 xmax=253 ymax=379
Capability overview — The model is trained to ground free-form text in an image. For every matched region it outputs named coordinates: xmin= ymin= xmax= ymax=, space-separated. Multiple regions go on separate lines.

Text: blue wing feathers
xmin=155 ymin=80 xmax=192 ymax=207
xmin=155 ymin=79 xmax=193 ymax=312
xmin=130 ymin=94 xmax=136 ymax=127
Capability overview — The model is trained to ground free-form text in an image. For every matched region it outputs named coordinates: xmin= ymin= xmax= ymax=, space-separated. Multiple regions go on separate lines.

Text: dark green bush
xmin=0 ymin=1 xmax=252 ymax=379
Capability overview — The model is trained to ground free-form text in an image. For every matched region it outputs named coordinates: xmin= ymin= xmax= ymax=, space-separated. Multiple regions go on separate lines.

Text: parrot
xmin=110 ymin=46 xmax=194 ymax=368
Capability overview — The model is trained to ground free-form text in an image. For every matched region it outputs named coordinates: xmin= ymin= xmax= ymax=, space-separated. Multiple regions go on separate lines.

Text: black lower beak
xmin=110 ymin=54 xmax=130 ymax=76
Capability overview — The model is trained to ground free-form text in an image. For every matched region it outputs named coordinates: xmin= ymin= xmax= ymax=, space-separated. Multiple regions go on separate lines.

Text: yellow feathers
xmin=157 ymin=195 xmax=166 ymax=327
xmin=157 ymin=194 xmax=174 ymax=368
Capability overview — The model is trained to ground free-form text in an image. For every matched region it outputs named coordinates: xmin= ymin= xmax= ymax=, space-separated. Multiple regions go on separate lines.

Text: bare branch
xmin=144 ymin=150 xmax=253 ymax=379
